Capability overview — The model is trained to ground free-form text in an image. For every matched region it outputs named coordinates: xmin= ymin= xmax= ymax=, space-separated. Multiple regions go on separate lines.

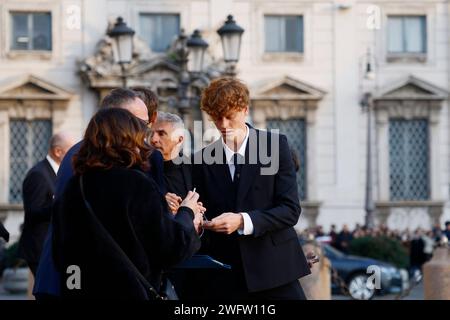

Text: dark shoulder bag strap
xmin=79 ymin=175 xmax=164 ymax=300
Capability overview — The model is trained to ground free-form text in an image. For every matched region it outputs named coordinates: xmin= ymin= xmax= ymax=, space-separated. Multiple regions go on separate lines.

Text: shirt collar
xmin=222 ymin=125 xmax=249 ymax=164
xmin=46 ymin=154 xmax=60 ymax=175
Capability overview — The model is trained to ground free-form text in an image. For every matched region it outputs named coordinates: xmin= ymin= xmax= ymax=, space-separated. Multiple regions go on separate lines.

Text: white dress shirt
xmin=221 ymin=125 xmax=254 ymax=235
xmin=46 ymin=154 xmax=60 ymax=175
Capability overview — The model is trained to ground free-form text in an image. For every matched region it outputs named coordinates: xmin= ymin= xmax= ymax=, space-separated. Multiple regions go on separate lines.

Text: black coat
xmin=193 ymin=127 xmax=310 ymax=293
xmin=0 ymin=222 xmax=9 ymax=242
xmin=163 ymin=155 xmax=193 ymax=199
xmin=18 ymin=158 xmax=56 ymax=267
xmin=52 ymin=167 xmax=200 ymax=299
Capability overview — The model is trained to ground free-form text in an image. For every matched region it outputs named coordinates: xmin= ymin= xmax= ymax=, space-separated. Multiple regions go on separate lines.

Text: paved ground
xmin=0 ymin=282 xmax=424 ymax=301
xmin=332 ymin=281 xmax=424 ymax=300
xmin=0 ymin=281 xmax=28 ymax=300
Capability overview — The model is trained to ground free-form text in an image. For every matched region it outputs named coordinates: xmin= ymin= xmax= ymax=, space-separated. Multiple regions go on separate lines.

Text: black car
xmin=322 ymin=244 xmax=405 ymax=300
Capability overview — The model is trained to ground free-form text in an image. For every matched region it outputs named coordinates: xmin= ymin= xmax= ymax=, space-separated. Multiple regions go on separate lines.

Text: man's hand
xmin=193 ymin=212 xmax=204 ymax=234
xmin=192 ymin=202 xmax=207 ymax=235
xmin=165 ymin=192 xmax=182 ymax=214
xmin=202 ymin=212 xmax=243 ymax=234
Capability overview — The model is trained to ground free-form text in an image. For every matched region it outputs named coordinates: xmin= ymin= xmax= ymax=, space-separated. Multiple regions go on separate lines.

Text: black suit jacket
xmin=0 ymin=222 xmax=9 ymax=242
xmin=163 ymin=155 xmax=193 ymax=199
xmin=52 ymin=167 xmax=200 ymax=299
xmin=18 ymin=158 xmax=56 ymax=266
xmin=193 ymin=127 xmax=310 ymax=292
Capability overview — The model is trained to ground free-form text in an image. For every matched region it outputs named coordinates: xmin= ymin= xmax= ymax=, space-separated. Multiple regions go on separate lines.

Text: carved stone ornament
xmin=251 ymin=76 xmax=326 ymax=127
xmin=373 ymin=75 xmax=449 ymax=119
xmin=78 ymin=26 xmax=225 ymax=98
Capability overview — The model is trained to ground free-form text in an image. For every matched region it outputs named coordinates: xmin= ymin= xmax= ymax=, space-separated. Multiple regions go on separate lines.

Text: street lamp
xmin=171 ymin=16 xmax=244 ymax=129
xmin=172 ymin=29 xmax=209 ymax=125
xmin=361 ymin=50 xmax=376 ymax=229
xmin=187 ymin=29 xmax=209 ymax=73
xmin=108 ymin=17 xmax=135 ymax=87
xmin=217 ymin=15 xmax=244 ymax=77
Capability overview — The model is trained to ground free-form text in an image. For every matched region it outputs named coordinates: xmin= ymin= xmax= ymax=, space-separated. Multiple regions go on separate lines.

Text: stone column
xmin=299 ymin=241 xmax=331 ymax=300
xmin=27 ymin=271 xmax=35 ymax=300
xmin=423 ymin=247 xmax=450 ymax=300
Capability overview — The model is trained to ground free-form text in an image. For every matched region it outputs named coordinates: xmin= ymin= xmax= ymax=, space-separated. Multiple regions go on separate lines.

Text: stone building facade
xmin=1 ymin=0 xmax=449 ymax=241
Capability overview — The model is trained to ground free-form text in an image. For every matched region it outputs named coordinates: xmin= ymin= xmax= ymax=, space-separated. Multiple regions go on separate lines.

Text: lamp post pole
xmin=363 ymin=92 xmax=375 ymax=228
xmin=174 ymin=29 xmax=195 ymax=125
xmin=120 ymin=63 xmax=127 ymax=88
xmin=217 ymin=15 xmax=244 ymax=78
xmin=361 ymin=48 xmax=376 ymax=229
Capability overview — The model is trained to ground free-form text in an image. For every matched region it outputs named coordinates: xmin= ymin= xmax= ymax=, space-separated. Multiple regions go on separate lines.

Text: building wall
xmin=0 ymin=0 xmax=449 ymax=241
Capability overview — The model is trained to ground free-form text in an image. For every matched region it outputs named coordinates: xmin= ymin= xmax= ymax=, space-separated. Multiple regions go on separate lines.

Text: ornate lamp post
xmin=171 ymin=15 xmax=244 ymax=129
xmin=187 ymin=29 xmax=209 ymax=73
xmin=217 ymin=15 xmax=245 ymax=77
xmin=172 ymin=29 xmax=209 ymax=124
xmin=361 ymin=49 xmax=376 ymax=228
xmin=108 ymin=17 xmax=135 ymax=87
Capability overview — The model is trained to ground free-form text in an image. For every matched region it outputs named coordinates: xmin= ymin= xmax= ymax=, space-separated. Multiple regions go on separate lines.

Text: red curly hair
xmin=201 ymin=77 xmax=249 ymax=120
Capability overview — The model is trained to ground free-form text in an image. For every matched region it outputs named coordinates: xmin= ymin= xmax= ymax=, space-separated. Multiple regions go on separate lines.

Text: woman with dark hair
xmin=52 ymin=108 xmax=202 ymax=299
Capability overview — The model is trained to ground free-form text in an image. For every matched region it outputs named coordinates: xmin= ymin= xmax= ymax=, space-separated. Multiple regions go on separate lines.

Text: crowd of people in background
xmin=299 ymin=221 xmax=450 ymax=275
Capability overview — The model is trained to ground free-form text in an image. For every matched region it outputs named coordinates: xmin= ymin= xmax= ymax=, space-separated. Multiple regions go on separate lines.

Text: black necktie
xmin=232 ymin=153 xmax=244 ymax=184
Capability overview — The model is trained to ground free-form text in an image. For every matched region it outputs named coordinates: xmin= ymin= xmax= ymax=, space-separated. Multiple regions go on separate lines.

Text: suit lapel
xmin=43 ymin=158 xmax=57 ymax=180
xmin=205 ymin=140 xmax=233 ymax=192
xmin=42 ymin=158 xmax=57 ymax=194
xmin=236 ymin=128 xmax=260 ymax=209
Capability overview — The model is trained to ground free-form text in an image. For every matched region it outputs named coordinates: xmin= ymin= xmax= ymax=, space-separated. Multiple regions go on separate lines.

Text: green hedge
xmin=3 ymin=241 xmax=27 ymax=269
xmin=349 ymin=236 xmax=409 ymax=269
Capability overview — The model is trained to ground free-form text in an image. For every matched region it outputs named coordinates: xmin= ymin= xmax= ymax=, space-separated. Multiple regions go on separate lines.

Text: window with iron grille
xmin=11 ymin=12 xmax=52 ymax=51
xmin=264 ymin=15 xmax=304 ymax=53
xmin=387 ymin=15 xmax=426 ymax=54
xmin=9 ymin=120 xmax=52 ymax=203
xmin=389 ymin=119 xmax=429 ymax=201
xmin=139 ymin=13 xmax=180 ymax=52
xmin=266 ymin=119 xmax=307 ymax=200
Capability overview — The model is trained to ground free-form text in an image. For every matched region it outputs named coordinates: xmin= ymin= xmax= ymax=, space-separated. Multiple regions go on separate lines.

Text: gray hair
xmin=156 ymin=111 xmax=185 ymax=130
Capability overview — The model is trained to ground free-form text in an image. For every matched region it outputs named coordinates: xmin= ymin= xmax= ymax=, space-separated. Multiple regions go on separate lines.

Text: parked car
xmin=2 ymin=267 xmax=29 ymax=294
xmin=0 ymin=241 xmax=29 ymax=294
xmin=322 ymin=243 xmax=405 ymax=300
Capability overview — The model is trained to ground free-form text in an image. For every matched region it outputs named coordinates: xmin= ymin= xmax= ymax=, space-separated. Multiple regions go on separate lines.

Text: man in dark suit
xmin=18 ymin=132 xmax=75 ymax=276
xmin=194 ymin=77 xmax=310 ymax=300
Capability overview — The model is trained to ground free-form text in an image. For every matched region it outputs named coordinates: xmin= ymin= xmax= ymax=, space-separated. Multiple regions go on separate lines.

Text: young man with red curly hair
xmin=194 ymin=77 xmax=310 ymax=300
